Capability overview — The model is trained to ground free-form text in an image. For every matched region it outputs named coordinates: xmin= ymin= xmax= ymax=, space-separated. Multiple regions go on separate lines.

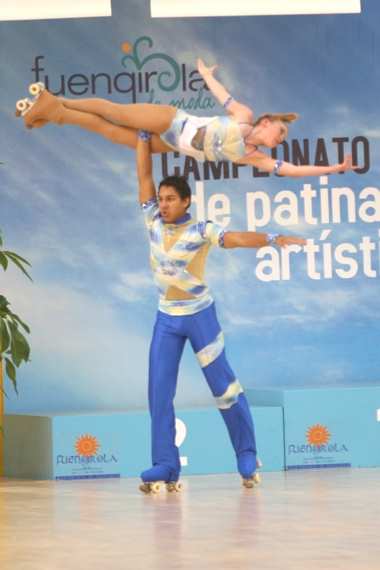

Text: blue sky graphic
xmin=1 ymin=0 xmax=380 ymax=413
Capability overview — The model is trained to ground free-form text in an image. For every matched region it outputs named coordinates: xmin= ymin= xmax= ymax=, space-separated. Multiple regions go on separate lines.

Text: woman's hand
xmin=334 ymin=155 xmax=358 ymax=173
xmin=197 ymin=58 xmax=218 ymax=77
xmin=275 ymin=235 xmax=306 ymax=248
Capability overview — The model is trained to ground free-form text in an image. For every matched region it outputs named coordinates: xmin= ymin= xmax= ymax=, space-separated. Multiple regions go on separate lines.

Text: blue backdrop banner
xmin=1 ymin=1 xmax=379 ymax=414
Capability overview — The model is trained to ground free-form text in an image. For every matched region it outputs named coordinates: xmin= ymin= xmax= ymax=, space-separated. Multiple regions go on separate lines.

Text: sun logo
xmin=306 ymin=424 xmax=331 ymax=446
xmin=75 ymin=435 xmax=100 ymax=457
xmin=121 ymin=41 xmax=132 ymax=53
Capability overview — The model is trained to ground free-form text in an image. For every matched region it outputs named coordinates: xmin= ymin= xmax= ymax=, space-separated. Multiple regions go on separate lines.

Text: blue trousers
xmin=148 ymin=303 xmax=257 ymax=477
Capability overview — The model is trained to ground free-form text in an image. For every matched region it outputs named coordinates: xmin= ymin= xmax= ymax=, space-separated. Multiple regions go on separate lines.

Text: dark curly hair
xmin=158 ymin=176 xmax=191 ymax=206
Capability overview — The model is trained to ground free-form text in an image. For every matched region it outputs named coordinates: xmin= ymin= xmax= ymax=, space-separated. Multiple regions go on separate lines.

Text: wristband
xmin=218 ymin=230 xmax=226 ymax=248
xmin=138 ymin=130 xmax=152 ymax=141
xmin=223 ymin=95 xmax=233 ymax=109
xmin=267 ymin=233 xmax=279 ymax=245
xmin=273 ymin=159 xmax=283 ymax=176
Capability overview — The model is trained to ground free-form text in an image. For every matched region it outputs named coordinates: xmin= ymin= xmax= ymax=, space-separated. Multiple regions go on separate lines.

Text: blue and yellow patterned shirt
xmin=142 ymin=198 xmax=225 ymax=316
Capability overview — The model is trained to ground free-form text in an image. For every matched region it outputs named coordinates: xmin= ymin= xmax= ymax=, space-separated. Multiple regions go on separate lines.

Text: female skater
xmin=17 ymin=58 xmax=354 ymax=177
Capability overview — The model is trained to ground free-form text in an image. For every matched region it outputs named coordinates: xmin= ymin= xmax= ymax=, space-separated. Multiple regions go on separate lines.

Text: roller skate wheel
xmin=139 ymin=482 xmax=161 ymax=494
xmin=139 ymin=483 xmax=150 ymax=494
xmin=166 ymin=481 xmax=182 ymax=492
xmin=253 ymin=472 xmax=261 ymax=484
xmin=16 ymin=98 xmax=29 ymax=113
xmin=242 ymin=472 xmax=261 ymax=488
xmin=29 ymin=82 xmax=45 ymax=96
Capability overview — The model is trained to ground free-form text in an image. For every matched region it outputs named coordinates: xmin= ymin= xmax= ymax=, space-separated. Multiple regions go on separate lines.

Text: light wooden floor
xmin=0 ymin=468 xmax=379 ymax=570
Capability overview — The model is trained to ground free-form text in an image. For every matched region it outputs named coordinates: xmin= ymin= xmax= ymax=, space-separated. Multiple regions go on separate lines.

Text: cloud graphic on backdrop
xmin=111 ymin=270 xmax=155 ymax=303
xmin=3 ymin=274 xmax=151 ymax=412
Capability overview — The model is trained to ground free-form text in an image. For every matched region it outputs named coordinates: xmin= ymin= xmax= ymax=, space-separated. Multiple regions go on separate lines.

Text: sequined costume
xmin=160 ymin=109 xmax=246 ymax=163
xmin=141 ymin=198 xmax=257 ymax=482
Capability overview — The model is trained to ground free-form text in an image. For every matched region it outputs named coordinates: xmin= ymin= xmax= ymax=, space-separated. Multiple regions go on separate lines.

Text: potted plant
xmin=0 ymin=230 xmax=31 ymax=394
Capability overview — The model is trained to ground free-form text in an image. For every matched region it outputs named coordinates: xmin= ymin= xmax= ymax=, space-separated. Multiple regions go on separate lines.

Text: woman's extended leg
xmin=62 ymin=98 xmax=177 ymax=134
xmin=21 ymin=91 xmax=171 ymax=152
xmin=57 ymin=107 xmax=171 ymax=152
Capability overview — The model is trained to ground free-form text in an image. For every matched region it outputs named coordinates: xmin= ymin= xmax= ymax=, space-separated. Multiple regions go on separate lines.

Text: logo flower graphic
xmin=75 ymin=435 xmax=100 ymax=457
xmin=121 ymin=36 xmax=180 ymax=91
xmin=306 ymin=424 xmax=331 ymax=445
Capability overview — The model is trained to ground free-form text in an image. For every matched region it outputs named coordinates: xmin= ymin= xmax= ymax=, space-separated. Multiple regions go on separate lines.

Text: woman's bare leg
xmin=62 ymin=99 xmax=177 ymax=134
xmin=59 ymin=108 xmax=171 ymax=152
xmin=22 ymin=93 xmax=170 ymax=152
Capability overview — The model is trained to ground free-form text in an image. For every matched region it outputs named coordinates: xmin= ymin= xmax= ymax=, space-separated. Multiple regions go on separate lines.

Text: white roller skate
xmin=15 ymin=83 xmax=45 ymax=116
xmin=15 ymin=97 xmax=33 ymax=117
xmin=28 ymin=82 xmax=46 ymax=97
xmin=15 ymin=83 xmax=63 ymax=129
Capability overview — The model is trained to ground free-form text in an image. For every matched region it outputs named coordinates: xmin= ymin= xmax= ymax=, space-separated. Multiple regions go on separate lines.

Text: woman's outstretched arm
xmin=197 ymin=58 xmax=254 ymax=122
xmin=242 ymin=151 xmax=356 ymax=177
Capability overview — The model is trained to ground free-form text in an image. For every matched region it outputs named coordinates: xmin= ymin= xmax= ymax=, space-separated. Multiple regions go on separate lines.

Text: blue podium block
xmin=4 ymin=404 xmax=284 ymax=480
xmin=246 ymin=386 xmax=380 ymax=470
xmin=3 ymin=412 xmax=150 ymax=480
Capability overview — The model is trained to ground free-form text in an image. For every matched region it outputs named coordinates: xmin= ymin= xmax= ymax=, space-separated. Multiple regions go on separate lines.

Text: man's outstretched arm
xmin=223 ymin=231 xmax=306 ymax=249
xmin=136 ymin=131 xmax=156 ymax=204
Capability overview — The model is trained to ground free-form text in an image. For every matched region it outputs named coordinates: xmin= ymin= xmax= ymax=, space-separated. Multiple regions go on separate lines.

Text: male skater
xmin=136 ymin=130 xmax=305 ymax=492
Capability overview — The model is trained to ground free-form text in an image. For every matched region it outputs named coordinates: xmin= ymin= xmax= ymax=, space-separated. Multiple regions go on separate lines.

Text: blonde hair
xmin=254 ymin=113 xmax=299 ymax=127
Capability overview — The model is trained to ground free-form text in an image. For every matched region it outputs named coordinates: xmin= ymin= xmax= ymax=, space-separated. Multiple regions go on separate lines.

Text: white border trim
xmin=151 ymin=0 xmax=361 ymax=18
xmin=0 ymin=0 xmax=112 ymax=22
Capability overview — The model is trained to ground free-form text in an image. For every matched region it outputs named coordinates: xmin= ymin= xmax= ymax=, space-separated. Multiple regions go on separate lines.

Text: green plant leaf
xmin=0 ymin=356 xmax=9 ymax=399
xmin=3 ymin=250 xmax=31 ymax=267
xmin=0 ymin=295 xmax=9 ymax=310
xmin=3 ymin=251 xmax=32 ymax=281
xmin=0 ymin=385 xmax=9 ymax=399
xmin=0 ymin=252 xmax=8 ymax=271
xmin=8 ymin=312 xmax=30 ymax=334
xmin=0 ymin=299 xmax=30 ymax=335
xmin=0 ymin=317 xmax=10 ymax=352
xmin=8 ymin=322 xmax=30 ymax=366
xmin=5 ymin=357 xmax=18 ymax=394
xmin=0 ymin=234 xmax=32 ymax=394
